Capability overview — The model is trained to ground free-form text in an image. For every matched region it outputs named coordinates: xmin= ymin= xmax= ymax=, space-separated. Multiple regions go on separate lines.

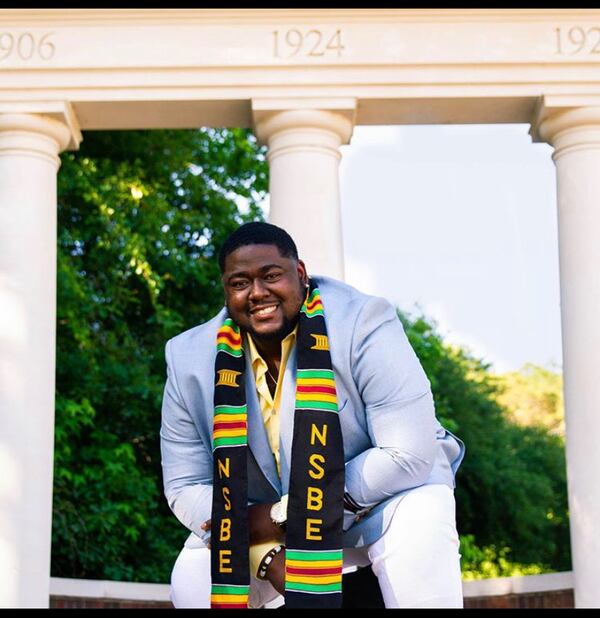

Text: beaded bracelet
xmin=257 ymin=544 xmax=285 ymax=580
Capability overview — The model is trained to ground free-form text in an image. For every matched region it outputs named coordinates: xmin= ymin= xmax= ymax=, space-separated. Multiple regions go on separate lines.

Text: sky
xmin=336 ymin=124 xmax=562 ymax=374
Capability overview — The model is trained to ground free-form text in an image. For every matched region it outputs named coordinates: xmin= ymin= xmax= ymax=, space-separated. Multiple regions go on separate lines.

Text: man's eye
xmin=264 ymin=272 xmax=281 ymax=281
xmin=230 ymin=280 xmax=248 ymax=289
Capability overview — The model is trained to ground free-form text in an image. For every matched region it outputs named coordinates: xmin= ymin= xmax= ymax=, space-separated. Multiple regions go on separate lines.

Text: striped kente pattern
xmin=216 ymin=319 xmax=243 ymax=357
xmin=285 ymin=549 xmax=343 ymax=594
xmin=210 ymin=584 xmax=249 ymax=609
xmin=213 ymin=404 xmax=248 ymax=449
xmin=210 ymin=278 xmax=343 ymax=608
xmin=295 ymin=369 xmax=338 ymax=413
xmin=300 ymin=288 xmax=324 ymax=318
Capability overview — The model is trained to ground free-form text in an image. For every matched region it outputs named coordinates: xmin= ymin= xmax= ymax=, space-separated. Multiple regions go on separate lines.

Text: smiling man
xmin=160 ymin=222 xmax=466 ymax=609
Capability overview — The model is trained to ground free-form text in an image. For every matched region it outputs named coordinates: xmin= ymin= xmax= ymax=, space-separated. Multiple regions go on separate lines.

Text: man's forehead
xmin=224 ymin=243 xmax=292 ymax=271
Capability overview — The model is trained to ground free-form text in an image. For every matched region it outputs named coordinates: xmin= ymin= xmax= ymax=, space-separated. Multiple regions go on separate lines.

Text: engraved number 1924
xmin=273 ymin=29 xmax=344 ymax=59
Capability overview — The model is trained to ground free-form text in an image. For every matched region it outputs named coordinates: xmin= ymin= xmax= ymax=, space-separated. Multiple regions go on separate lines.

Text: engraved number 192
xmin=555 ymin=26 xmax=600 ymax=55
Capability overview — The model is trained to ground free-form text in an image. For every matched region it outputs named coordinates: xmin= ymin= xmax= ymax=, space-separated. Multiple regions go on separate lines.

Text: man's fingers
xmin=201 ymin=520 xmax=212 ymax=549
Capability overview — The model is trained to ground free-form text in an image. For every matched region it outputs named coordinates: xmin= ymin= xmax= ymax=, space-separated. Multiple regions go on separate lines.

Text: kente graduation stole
xmin=210 ymin=279 xmax=345 ymax=609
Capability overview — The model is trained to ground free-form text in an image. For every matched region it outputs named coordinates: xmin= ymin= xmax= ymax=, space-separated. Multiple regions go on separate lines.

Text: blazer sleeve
xmin=160 ymin=338 xmax=213 ymax=545
xmin=344 ymin=295 xmax=438 ymax=508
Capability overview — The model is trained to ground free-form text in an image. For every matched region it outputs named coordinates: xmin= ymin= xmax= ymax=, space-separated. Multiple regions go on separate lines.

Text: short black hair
xmin=218 ymin=222 xmax=299 ymax=273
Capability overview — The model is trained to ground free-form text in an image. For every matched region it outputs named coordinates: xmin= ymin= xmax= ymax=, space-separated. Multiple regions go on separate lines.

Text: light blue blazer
xmin=160 ymin=275 xmax=465 ymax=549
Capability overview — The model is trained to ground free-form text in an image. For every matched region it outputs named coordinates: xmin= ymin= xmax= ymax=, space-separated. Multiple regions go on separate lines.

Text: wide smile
xmin=250 ymin=304 xmax=280 ymax=320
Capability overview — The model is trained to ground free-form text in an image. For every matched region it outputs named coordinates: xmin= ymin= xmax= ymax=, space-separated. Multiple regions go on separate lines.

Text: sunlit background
xmin=335 ymin=124 xmax=560 ymax=374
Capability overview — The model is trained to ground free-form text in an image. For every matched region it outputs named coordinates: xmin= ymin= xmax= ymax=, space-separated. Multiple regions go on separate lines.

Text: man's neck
xmin=252 ymin=336 xmax=283 ymax=366
xmin=248 ymin=314 xmax=299 ymax=365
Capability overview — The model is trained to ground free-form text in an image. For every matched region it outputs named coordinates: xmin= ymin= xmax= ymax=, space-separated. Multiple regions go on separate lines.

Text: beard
xmin=250 ymin=312 xmax=299 ymax=343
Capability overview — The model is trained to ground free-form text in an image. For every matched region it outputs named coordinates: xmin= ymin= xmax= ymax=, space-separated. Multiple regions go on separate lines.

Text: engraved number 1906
xmin=0 ymin=32 xmax=55 ymax=61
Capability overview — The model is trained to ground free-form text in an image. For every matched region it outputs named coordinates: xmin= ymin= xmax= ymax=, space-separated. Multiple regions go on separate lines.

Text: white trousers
xmin=170 ymin=483 xmax=463 ymax=609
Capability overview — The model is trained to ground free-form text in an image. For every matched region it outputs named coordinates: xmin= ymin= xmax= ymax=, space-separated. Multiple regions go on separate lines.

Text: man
xmin=160 ymin=222 xmax=466 ymax=608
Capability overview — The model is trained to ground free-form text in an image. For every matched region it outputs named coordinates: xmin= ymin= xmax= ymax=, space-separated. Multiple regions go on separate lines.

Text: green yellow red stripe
xmin=216 ymin=319 xmax=243 ymax=357
xmin=295 ymin=369 xmax=338 ymax=412
xmin=301 ymin=288 xmax=324 ymax=317
xmin=286 ymin=558 xmax=343 ymax=569
xmin=285 ymin=548 xmax=343 ymax=594
xmin=213 ymin=405 xmax=248 ymax=450
xmin=210 ymin=584 xmax=249 ymax=609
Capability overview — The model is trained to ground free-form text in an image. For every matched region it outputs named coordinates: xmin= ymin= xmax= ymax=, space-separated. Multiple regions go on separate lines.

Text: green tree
xmin=53 ymin=128 xmax=268 ymax=581
xmin=493 ymin=363 xmax=564 ymax=437
xmin=399 ymin=312 xmax=571 ymax=576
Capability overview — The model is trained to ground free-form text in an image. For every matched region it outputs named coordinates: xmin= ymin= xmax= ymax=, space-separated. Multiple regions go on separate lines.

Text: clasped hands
xmin=201 ymin=503 xmax=286 ymax=595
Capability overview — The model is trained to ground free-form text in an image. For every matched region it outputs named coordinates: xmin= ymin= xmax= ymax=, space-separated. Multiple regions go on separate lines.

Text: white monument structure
xmin=0 ymin=8 xmax=598 ymax=608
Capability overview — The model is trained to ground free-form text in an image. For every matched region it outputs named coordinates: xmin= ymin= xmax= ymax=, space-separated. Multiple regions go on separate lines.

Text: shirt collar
xmin=246 ymin=325 xmax=298 ymax=371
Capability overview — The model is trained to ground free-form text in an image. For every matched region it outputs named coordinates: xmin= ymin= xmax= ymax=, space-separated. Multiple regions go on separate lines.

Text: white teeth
xmin=255 ymin=305 xmax=277 ymax=316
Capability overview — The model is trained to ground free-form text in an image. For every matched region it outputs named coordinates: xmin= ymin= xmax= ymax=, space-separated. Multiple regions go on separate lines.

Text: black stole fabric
xmin=210 ymin=278 xmax=344 ymax=608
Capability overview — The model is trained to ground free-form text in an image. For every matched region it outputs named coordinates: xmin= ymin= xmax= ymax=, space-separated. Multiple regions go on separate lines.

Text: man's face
xmin=222 ymin=244 xmax=308 ymax=343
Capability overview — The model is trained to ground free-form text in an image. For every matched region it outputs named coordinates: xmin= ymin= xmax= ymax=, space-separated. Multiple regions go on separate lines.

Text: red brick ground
xmin=50 ymin=588 xmax=574 ymax=609
xmin=464 ymin=589 xmax=574 ymax=609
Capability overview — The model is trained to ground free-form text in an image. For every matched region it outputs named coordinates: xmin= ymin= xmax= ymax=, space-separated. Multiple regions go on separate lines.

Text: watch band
xmin=343 ymin=491 xmax=366 ymax=514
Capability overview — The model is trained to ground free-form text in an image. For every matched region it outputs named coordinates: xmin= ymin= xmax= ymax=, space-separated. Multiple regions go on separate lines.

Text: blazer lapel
xmin=279 ymin=345 xmax=297 ymax=495
xmin=244 ymin=346 xmax=282 ymax=496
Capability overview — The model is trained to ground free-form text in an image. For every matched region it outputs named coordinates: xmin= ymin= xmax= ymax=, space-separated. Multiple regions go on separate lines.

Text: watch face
xmin=279 ymin=493 xmax=288 ymax=520
xmin=272 ymin=494 xmax=288 ymax=524
xmin=271 ymin=503 xmax=283 ymax=523
xmin=271 ymin=504 xmax=283 ymax=523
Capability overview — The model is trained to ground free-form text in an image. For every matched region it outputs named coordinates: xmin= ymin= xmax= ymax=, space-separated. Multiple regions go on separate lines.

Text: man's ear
xmin=297 ymin=259 xmax=308 ymax=286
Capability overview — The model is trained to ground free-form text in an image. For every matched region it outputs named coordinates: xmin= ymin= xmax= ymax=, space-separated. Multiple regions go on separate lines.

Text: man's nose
xmin=249 ymin=278 xmax=268 ymax=300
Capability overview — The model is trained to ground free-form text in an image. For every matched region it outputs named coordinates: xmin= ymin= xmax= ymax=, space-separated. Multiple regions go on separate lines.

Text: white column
xmin=0 ymin=113 xmax=72 ymax=608
xmin=253 ymin=108 xmax=354 ymax=280
xmin=536 ymin=106 xmax=600 ymax=608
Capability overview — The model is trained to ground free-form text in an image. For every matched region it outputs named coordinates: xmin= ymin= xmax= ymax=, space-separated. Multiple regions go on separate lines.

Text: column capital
xmin=251 ymin=97 xmax=356 ymax=146
xmin=530 ymin=95 xmax=600 ymax=159
xmin=0 ymin=101 xmax=81 ymax=151
xmin=0 ymin=104 xmax=81 ymax=169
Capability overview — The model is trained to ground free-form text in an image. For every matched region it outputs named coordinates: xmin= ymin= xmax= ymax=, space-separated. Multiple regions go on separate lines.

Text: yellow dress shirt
xmin=246 ymin=325 xmax=297 ymax=578
xmin=246 ymin=325 xmax=297 ymax=478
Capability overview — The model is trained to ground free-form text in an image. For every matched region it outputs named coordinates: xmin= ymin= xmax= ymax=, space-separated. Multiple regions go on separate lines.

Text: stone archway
xmin=1 ymin=8 xmax=599 ymax=608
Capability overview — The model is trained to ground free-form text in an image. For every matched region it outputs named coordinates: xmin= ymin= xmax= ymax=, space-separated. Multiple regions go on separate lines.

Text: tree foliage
xmin=53 ymin=128 xmax=268 ymax=581
xmin=399 ymin=313 xmax=571 ymax=575
xmin=493 ymin=363 xmax=564 ymax=437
